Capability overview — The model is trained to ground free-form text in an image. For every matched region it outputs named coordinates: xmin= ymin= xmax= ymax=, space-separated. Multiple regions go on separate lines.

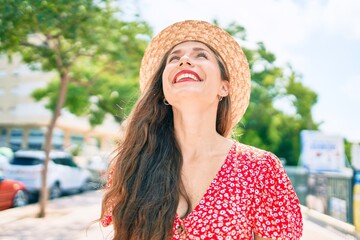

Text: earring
xmin=218 ymin=96 xmax=223 ymax=102
xmin=163 ymin=98 xmax=170 ymax=105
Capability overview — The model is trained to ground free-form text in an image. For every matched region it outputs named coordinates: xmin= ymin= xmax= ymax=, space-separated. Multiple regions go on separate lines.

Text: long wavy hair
xmin=101 ymin=43 xmax=231 ymax=240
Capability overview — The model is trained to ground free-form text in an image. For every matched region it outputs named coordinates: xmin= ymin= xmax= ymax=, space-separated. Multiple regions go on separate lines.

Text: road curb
xmin=301 ymin=205 xmax=360 ymax=239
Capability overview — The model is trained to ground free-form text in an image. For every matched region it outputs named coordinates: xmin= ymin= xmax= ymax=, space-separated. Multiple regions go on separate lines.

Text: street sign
xmin=300 ymin=130 xmax=345 ymax=171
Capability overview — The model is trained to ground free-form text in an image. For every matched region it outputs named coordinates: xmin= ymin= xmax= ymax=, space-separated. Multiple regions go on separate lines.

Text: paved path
xmin=0 ymin=191 xmax=113 ymax=240
xmin=0 ymin=190 xmax=359 ymax=239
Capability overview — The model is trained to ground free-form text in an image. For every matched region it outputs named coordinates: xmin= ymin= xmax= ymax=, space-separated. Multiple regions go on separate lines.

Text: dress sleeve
xmin=251 ymin=152 xmax=303 ymax=239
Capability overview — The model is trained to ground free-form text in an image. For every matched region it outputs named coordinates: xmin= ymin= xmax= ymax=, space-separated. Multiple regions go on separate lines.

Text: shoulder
xmin=231 ymin=140 xmax=281 ymax=167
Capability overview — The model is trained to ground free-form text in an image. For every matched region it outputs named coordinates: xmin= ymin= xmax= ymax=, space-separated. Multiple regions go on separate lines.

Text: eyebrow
xmin=169 ymin=47 xmax=210 ymax=55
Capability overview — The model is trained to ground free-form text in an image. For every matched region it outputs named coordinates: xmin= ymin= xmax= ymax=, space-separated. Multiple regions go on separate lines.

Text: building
xmin=0 ymin=55 xmax=120 ymax=157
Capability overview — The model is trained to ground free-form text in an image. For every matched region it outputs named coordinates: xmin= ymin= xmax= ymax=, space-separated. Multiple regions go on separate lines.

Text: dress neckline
xmin=176 ymin=140 xmax=237 ymax=221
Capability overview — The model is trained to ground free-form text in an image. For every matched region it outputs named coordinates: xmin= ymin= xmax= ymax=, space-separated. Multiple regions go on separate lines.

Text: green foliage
xmin=223 ymin=22 xmax=319 ymax=166
xmin=32 ymin=80 xmax=56 ymax=110
xmin=344 ymin=139 xmax=352 ymax=164
xmin=286 ymin=72 xmax=318 ymax=128
xmin=0 ymin=0 xmax=151 ymax=126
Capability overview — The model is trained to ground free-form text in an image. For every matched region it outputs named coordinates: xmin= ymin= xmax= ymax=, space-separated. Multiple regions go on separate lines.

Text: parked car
xmin=0 ymin=174 xmax=29 ymax=210
xmin=4 ymin=150 xmax=92 ymax=200
xmin=0 ymin=154 xmax=9 ymax=174
xmin=86 ymin=155 xmax=109 ymax=189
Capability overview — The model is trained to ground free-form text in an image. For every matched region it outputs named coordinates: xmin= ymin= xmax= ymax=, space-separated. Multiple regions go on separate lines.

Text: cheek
xmin=162 ymin=67 xmax=169 ymax=83
xmin=162 ymin=68 xmax=171 ymax=97
xmin=162 ymin=65 xmax=174 ymax=84
xmin=210 ymin=65 xmax=222 ymax=80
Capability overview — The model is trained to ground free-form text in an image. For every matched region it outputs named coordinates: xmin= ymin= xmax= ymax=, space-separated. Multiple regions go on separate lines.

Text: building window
xmin=52 ymin=129 xmax=64 ymax=150
xmin=69 ymin=134 xmax=84 ymax=155
xmin=28 ymin=128 xmax=44 ymax=150
xmin=71 ymin=134 xmax=84 ymax=145
xmin=10 ymin=128 xmax=23 ymax=151
xmin=27 ymin=128 xmax=65 ymax=150
xmin=0 ymin=128 xmax=8 ymax=146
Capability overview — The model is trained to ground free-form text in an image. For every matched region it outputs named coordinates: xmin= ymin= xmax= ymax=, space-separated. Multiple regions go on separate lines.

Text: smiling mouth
xmin=173 ymin=71 xmax=203 ymax=84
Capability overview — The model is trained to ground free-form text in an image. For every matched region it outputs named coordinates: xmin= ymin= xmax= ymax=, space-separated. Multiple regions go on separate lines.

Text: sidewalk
xmin=0 ymin=190 xmax=113 ymax=240
xmin=301 ymin=206 xmax=359 ymax=240
xmin=0 ymin=190 xmax=359 ymax=239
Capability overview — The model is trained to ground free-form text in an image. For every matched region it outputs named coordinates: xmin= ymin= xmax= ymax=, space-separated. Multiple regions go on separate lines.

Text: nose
xmin=178 ymin=55 xmax=192 ymax=67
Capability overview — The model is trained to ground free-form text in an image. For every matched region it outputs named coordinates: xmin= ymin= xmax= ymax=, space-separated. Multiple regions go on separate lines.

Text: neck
xmin=172 ymin=105 xmax=226 ymax=162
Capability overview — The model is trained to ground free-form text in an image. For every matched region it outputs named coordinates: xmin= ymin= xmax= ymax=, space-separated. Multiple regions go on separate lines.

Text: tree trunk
xmin=38 ymin=72 xmax=69 ymax=218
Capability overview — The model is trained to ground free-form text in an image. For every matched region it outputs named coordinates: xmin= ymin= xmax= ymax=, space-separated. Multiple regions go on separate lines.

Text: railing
xmin=285 ymin=166 xmax=354 ymax=224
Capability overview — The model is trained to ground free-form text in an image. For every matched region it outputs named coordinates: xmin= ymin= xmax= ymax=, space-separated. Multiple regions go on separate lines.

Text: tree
xmin=222 ymin=22 xmax=319 ymax=165
xmin=0 ymin=0 xmax=151 ymax=217
xmin=344 ymin=139 xmax=352 ymax=165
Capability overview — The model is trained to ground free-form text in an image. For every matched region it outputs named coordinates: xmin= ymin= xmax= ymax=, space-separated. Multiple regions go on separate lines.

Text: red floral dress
xmin=102 ymin=141 xmax=303 ymax=240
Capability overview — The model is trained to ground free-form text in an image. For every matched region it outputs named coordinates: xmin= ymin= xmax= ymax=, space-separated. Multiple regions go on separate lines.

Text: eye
xmin=168 ymin=55 xmax=180 ymax=63
xmin=196 ymin=52 xmax=208 ymax=59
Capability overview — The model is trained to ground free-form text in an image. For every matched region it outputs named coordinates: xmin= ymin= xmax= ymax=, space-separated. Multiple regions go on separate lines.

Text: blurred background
xmin=0 ymin=0 xmax=359 ymax=239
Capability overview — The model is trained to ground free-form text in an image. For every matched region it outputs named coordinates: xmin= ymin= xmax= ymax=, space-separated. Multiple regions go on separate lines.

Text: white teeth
xmin=176 ymin=73 xmax=199 ymax=82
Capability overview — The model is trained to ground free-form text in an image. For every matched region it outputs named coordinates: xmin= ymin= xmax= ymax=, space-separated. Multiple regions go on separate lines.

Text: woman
xmin=100 ymin=20 xmax=303 ymax=240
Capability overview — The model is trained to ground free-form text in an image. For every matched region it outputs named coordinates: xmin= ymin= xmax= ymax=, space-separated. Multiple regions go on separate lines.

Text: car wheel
xmin=49 ymin=183 xmax=62 ymax=199
xmin=13 ymin=190 xmax=29 ymax=208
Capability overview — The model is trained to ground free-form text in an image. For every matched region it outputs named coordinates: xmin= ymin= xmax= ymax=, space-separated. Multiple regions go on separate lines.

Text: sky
xmin=123 ymin=0 xmax=360 ymax=143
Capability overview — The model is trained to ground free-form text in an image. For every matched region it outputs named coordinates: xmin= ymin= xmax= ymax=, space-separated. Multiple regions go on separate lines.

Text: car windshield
xmin=11 ymin=156 xmax=43 ymax=165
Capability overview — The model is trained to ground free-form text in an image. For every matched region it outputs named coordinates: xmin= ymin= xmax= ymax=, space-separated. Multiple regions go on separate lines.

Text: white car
xmin=86 ymin=155 xmax=110 ymax=188
xmin=0 ymin=154 xmax=9 ymax=175
xmin=4 ymin=150 xmax=92 ymax=200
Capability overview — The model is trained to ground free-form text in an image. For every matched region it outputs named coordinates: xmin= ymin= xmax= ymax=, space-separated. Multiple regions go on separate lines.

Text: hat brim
xmin=140 ymin=20 xmax=251 ymax=129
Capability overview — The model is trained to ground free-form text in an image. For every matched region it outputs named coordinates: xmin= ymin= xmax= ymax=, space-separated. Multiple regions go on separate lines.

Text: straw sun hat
xmin=140 ymin=20 xmax=251 ymax=129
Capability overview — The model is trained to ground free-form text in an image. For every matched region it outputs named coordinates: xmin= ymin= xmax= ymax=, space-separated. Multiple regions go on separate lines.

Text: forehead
xmin=170 ymin=41 xmax=214 ymax=53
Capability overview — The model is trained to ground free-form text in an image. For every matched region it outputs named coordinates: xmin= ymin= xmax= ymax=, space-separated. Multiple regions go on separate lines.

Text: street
xmin=0 ymin=190 xmax=359 ymax=240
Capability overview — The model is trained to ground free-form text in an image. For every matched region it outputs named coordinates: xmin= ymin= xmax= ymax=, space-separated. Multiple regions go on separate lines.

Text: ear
xmin=218 ymin=80 xmax=230 ymax=97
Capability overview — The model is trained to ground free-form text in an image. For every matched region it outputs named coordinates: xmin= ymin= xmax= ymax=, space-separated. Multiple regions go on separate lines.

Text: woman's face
xmin=162 ymin=41 xmax=229 ymax=107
